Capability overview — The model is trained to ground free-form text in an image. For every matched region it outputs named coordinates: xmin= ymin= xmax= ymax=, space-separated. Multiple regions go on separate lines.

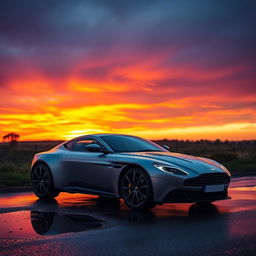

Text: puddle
xmin=0 ymin=210 xmax=105 ymax=239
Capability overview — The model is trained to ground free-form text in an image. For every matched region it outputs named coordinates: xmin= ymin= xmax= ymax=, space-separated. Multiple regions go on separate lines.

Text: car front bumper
xmin=151 ymin=172 xmax=231 ymax=203
xmin=162 ymin=187 xmax=230 ymax=203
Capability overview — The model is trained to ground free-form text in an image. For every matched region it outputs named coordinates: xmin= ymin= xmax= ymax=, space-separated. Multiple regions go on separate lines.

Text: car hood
xmin=121 ymin=151 xmax=224 ymax=174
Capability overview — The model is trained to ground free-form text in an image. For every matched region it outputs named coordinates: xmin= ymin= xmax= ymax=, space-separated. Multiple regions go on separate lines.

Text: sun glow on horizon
xmin=1 ymin=83 xmax=255 ymax=141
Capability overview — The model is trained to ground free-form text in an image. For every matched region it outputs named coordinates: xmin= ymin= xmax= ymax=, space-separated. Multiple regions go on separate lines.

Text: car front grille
xmin=183 ymin=173 xmax=230 ymax=186
xmin=163 ymin=189 xmax=228 ymax=203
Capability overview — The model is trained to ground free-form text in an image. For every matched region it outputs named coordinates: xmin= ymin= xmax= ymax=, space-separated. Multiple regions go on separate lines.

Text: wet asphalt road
xmin=0 ymin=176 xmax=255 ymax=256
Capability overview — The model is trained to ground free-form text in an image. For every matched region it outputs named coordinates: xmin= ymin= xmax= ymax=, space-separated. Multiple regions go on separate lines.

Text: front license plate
xmin=204 ymin=184 xmax=224 ymax=193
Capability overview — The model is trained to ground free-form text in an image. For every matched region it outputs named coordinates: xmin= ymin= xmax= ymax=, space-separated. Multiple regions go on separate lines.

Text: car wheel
xmin=31 ymin=163 xmax=59 ymax=199
xmin=120 ymin=168 xmax=156 ymax=210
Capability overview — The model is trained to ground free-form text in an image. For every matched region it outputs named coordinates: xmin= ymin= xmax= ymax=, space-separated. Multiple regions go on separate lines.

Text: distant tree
xmin=2 ymin=132 xmax=20 ymax=146
xmin=214 ymin=139 xmax=221 ymax=150
xmin=224 ymin=139 xmax=229 ymax=145
xmin=214 ymin=139 xmax=221 ymax=145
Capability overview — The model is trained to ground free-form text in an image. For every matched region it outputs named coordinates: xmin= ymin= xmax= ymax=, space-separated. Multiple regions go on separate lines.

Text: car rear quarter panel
xmin=31 ymin=150 xmax=68 ymax=189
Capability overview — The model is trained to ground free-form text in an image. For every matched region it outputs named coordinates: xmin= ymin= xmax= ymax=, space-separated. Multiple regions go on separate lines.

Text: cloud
xmin=0 ymin=0 xmax=255 ymax=140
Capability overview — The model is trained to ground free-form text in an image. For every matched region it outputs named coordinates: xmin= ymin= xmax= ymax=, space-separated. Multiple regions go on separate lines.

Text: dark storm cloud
xmin=1 ymin=0 xmax=255 ymax=50
xmin=0 ymin=0 xmax=255 ymax=91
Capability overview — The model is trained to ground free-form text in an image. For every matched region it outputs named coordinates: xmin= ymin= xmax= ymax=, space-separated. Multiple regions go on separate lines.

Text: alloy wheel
xmin=121 ymin=169 xmax=150 ymax=208
xmin=32 ymin=165 xmax=49 ymax=196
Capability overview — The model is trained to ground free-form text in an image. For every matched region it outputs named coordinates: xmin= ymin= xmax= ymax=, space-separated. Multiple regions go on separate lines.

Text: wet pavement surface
xmin=0 ymin=176 xmax=255 ymax=256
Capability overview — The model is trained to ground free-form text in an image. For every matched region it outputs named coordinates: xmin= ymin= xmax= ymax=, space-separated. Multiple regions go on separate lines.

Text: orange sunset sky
xmin=0 ymin=0 xmax=255 ymax=141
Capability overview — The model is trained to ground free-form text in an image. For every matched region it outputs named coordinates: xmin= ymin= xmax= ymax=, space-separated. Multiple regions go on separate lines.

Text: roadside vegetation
xmin=0 ymin=141 xmax=61 ymax=188
xmin=0 ymin=139 xmax=255 ymax=189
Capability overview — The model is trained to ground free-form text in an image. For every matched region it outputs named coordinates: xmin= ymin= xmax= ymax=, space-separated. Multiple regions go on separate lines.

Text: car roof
xmin=67 ymin=133 xmax=135 ymax=141
xmin=88 ymin=133 xmax=137 ymax=139
xmin=93 ymin=133 xmax=132 ymax=137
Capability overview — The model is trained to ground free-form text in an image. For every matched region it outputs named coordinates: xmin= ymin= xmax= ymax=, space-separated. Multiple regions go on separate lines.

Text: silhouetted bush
xmin=210 ymin=152 xmax=238 ymax=162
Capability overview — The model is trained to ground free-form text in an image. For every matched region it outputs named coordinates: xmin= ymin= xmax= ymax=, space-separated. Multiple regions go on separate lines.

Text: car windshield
xmin=100 ymin=135 xmax=167 ymax=153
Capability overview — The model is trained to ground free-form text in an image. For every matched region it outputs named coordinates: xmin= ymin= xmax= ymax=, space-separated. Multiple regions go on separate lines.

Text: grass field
xmin=0 ymin=141 xmax=61 ymax=188
xmin=0 ymin=140 xmax=255 ymax=189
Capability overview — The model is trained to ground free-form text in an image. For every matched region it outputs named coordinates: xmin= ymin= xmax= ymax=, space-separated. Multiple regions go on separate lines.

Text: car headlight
xmin=154 ymin=164 xmax=188 ymax=175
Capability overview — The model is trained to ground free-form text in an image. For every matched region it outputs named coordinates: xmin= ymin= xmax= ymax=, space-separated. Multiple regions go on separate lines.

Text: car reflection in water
xmin=188 ymin=202 xmax=219 ymax=218
xmin=30 ymin=200 xmax=220 ymax=236
xmin=125 ymin=203 xmax=219 ymax=224
xmin=30 ymin=211 xmax=104 ymax=235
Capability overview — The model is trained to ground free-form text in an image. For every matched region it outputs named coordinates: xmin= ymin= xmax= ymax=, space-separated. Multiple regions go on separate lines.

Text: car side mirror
xmin=85 ymin=144 xmax=103 ymax=152
xmin=162 ymin=145 xmax=170 ymax=151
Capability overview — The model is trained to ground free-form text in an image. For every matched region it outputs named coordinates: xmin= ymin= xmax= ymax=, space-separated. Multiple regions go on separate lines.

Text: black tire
xmin=31 ymin=163 xmax=60 ymax=199
xmin=120 ymin=168 xmax=156 ymax=210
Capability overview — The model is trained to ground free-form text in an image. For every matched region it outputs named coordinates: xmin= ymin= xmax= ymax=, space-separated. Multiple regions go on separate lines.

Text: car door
xmin=63 ymin=137 xmax=115 ymax=194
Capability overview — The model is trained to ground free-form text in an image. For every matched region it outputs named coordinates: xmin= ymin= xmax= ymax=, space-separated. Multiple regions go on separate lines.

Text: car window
xmin=100 ymin=135 xmax=166 ymax=152
xmin=73 ymin=139 xmax=99 ymax=152
xmin=64 ymin=138 xmax=102 ymax=152
xmin=65 ymin=141 xmax=74 ymax=150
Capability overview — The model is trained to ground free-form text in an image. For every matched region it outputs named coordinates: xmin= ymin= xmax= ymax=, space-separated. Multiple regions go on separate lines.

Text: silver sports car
xmin=31 ymin=134 xmax=231 ymax=209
